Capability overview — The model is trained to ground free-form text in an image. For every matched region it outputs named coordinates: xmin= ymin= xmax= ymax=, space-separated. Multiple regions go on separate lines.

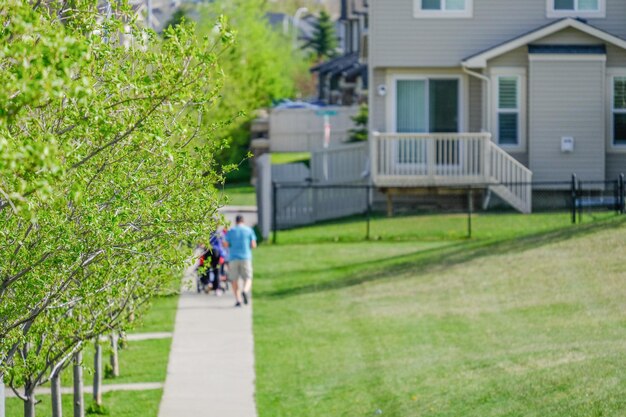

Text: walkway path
xmin=126 ymin=332 xmax=173 ymax=342
xmin=5 ymin=382 xmax=163 ymax=398
xmin=218 ymin=205 xmax=258 ymax=227
xmin=158 ymin=291 xmax=257 ymax=417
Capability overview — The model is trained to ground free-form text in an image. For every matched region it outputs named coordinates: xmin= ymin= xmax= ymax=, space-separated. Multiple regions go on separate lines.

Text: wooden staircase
xmin=487 ymin=143 xmax=533 ymax=213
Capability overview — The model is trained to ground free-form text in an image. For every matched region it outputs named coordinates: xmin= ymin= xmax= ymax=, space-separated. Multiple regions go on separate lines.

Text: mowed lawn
xmin=253 ymin=214 xmax=626 ymax=417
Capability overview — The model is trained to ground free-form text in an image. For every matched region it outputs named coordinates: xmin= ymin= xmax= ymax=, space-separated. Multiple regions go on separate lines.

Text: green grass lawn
xmin=135 ymin=295 xmax=179 ymax=333
xmin=6 ymin=295 xmax=178 ymax=416
xmin=253 ymin=214 xmax=626 ymax=417
xmin=273 ymin=211 xmax=619 ymax=244
xmin=271 ymin=152 xmax=311 ymax=165
xmin=219 ymin=183 xmax=257 ymax=206
xmin=5 ymin=389 xmax=162 ymax=417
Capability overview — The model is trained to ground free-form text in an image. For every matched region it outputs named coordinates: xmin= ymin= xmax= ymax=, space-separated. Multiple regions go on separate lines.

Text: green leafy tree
xmin=349 ymin=104 xmax=368 ymax=142
xmin=305 ymin=10 xmax=338 ymax=60
xmin=0 ymin=3 xmax=235 ymax=414
xmin=198 ymin=0 xmax=308 ymax=180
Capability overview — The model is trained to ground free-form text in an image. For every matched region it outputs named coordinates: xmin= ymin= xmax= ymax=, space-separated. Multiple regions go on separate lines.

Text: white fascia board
xmin=462 ymin=18 xmax=626 ymax=69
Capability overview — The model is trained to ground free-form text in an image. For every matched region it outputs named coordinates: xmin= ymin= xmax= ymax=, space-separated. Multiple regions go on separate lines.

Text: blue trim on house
xmin=528 ymin=44 xmax=606 ymax=54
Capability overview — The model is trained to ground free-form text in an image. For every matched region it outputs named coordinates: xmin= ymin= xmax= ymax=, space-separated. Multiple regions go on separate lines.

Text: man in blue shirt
xmin=224 ymin=215 xmax=257 ymax=307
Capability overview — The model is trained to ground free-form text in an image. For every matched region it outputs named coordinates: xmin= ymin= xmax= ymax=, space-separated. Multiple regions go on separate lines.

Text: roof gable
xmin=462 ymin=18 xmax=626 ymax=69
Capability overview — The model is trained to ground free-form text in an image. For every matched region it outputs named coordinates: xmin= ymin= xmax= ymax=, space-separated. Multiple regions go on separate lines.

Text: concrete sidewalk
xmin=158 ymin=291 xmax=257 ymax=417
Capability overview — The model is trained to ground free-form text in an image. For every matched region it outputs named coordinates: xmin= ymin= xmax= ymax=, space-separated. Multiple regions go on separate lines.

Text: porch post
xmin=371 ymin=132 xmax=379 ymax=184
xmin=427 ymin=136 xmax=436 ymax=180
xmin=482 ymin=134 xmax=491 ymax=182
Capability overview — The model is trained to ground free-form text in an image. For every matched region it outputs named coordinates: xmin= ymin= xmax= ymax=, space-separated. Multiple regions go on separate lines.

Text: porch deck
xmin=371 ymin=132 xmax=533 ymax=213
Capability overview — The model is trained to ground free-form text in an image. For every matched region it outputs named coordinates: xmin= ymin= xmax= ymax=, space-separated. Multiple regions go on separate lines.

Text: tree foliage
xmin=197 ymin=0 xmax=309 ymax=175
xmin=349 ymin=104 xmax=368 ymax=142
xmin=305 ymin=10 xmax=338 ymax=60
xmin=0 ymin=0 xmax=234 ymax=403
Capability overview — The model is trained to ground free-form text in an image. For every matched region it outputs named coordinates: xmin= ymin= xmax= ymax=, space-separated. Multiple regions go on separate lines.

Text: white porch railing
xmin=371 ymin=132 xmax=532 ymax=213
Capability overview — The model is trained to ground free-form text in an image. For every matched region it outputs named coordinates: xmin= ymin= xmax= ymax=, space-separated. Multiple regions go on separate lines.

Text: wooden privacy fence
xmin=256 ymin=143 xmax=369 ymax=238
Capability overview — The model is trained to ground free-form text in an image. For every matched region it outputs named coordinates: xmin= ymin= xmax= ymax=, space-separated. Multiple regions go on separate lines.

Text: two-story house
xmin=369 ymin=0 xmax=626 ymax=213
xmin=311 ymin=0 xmax=369 ymax=105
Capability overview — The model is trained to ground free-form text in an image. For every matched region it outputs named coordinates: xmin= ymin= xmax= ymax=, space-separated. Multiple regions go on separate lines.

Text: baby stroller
xmin=196 ymin=240 xmax=227 ymax=294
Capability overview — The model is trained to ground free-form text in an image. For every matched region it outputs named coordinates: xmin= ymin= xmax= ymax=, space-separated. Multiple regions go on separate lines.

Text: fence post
xmin=571 ymin=174 xmax=577 ymax=224
xmin=272 ymin=182 xmax=278 ymax=244
xmin=467 ymin=187 xmax=473 ymax=239
xmin=618 ymin=173 xmax=626 ymax=214
xmin=365 ymin=185 xmax=371 ymax=241
xmin=614 ymin=179 xmax=620 ymax=215
xmin=577 ymin=180 xmax=583 ymax=225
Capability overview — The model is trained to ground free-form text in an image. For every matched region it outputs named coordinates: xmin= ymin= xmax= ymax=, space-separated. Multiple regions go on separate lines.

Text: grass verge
xmin=5 ymin=389 xmax=163 ymax=417
xmin=6 ymin=294 xmax=178 ymax=416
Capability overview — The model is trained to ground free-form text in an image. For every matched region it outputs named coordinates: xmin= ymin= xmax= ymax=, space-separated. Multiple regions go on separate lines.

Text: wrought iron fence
xmin=270 ymin=174 xmax=626 ymax=243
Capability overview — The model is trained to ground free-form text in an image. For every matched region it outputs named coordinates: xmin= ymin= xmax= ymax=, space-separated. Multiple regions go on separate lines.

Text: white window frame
xmin=547 ymin=0 xmax=605 ymax=19
xmin=608 ymin=70 xmax=626 ymax=151
xmin=490 ymin=68 xmax=526 ymax=151
xmin=414 ymin=0 xmax=473 ymax=18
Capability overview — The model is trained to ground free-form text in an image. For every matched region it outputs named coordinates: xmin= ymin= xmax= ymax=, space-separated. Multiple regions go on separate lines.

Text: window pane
xmin=445 ymin=0 xmax=465 ymax=10
xmin=578 ymin=0 xmax=599 ymax=10
xmin=614 ymin=114 xmax=626 ymax=145
xmin=614 ymin=78 xmax=626 ymax=110
xmin=554 ymin=0 xmax=574 ymax=9
xmin=422 ymin=0 xmax=441 ymax=10
xmin=498 ymin=77 xmax=518 ymax=110
xmin=397 ymin=80 xmax=427 ymax=133
xmin=498 ymin=113 xmax=518 ymax=145
xmin=430 ymin=80 xmax=459 ymax=133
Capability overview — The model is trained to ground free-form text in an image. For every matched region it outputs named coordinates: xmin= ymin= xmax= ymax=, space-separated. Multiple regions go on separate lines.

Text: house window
xmin=496 ymin=76 xmax=520 ymax=146
xmin=554 ymin=0 xmax=598 ymax=11
xmin=414 ymin=0 xmax=472 ymax=18
xmin=612 ymin=77 xmax=626 ymax=146
xmin=396 ymin=79 xmax=459 ymax=134
xmin=547 ymin=0 xmax=605 ymax=17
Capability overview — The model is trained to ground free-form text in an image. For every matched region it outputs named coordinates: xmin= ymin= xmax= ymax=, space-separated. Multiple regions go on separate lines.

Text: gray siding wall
xmin=606 ymin=154 xmax=626 ymax=179
xmin=489 ymin=47 xmax=528 ymax=67
xmin=529 ymin=59 xmax=606 ymax=181
xmin=606 ymin=45 xmax=626 ymax=67
xmin=468 ymin=75 xmax=483 ymax=132
xmin=509 ymin=152 xmax=529 ymax=167
xmin=370 ymin=0 xmax=626 ymax=68
xmin=371 ymin=69 xmax=387 ymax=133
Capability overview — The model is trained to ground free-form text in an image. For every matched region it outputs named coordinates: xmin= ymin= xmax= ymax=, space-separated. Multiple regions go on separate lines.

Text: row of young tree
xmin=0 ymin=1 xmax=307 ymax=416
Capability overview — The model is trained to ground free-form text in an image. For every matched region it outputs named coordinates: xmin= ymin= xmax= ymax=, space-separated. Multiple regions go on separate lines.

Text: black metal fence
xmin=270 ymin=174 xmax=626 ymax=243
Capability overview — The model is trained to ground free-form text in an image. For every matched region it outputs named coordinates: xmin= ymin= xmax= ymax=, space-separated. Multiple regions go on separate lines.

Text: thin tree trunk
xmin=0 ymin=377 xmax=5 ymax=417
xmin=109 ymin=333 xmax=119 ymax=378
xmin=51 ymin=369 xmax=63 ymax=417
xmin=24 ymin=386 xmax=36 ymax=417
xmin=93 ymin=341 xmax=102 ymax=406
xmin=73 ymin=352 xmax=84 ymax=417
